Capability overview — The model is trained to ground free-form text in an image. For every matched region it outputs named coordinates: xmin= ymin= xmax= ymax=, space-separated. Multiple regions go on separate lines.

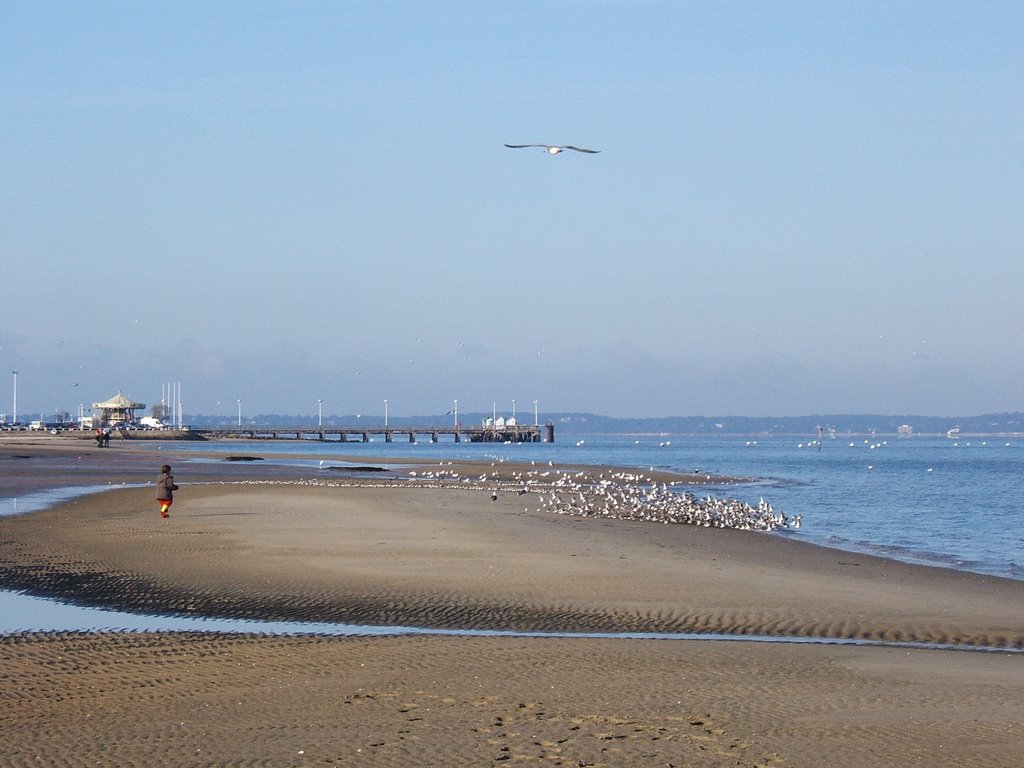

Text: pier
xmin=195 ymin=423 xmax=554 ymax=444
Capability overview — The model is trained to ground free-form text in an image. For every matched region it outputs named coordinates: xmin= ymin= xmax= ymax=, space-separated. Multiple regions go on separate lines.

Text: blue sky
xmin=2 ymin=1 xmax=1022 ymax=420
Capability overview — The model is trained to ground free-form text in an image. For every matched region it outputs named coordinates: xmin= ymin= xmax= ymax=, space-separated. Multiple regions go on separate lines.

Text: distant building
xmin=92 ymin=391 xmax=146 ymax=427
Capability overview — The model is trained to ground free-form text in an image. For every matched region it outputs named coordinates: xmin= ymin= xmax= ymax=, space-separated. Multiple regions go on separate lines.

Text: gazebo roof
xmin=93 ymin=391 xmax=145 ymax=409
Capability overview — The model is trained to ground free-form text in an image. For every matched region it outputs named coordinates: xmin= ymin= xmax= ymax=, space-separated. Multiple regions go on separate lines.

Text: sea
xmin=2 ymin=431 xmax=1022 ymax=635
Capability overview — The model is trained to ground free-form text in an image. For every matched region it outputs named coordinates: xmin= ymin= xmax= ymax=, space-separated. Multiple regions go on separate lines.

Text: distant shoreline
xmin=7 ymin=428 xmax=1024 ymax=446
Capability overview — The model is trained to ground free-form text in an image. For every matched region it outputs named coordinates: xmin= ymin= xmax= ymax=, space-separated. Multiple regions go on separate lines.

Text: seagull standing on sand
xmin=505 ymin=143 xmax=600 ymax=154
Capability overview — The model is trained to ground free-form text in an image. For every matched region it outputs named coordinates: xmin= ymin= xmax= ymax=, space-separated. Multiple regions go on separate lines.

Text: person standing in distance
xmin=157 ymin=464 xmax=179 ymax=519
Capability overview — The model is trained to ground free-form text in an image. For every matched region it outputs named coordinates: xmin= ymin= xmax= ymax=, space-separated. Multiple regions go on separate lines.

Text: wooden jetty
xmin=195 ymin=423 xmax=554 ymax=444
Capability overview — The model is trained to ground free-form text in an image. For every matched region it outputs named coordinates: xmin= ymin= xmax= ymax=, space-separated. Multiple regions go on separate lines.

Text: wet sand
xmin=2 ymin=436 xmax=1024 ymax=766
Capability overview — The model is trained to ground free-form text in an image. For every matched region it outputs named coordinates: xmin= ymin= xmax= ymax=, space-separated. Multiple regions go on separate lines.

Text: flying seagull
xmin=505 ymin=143 xmax=600 ymax=154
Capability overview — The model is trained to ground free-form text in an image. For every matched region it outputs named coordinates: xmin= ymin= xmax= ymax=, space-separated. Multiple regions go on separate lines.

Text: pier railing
xmin=194 ymin=423 xmax=554 ymax=444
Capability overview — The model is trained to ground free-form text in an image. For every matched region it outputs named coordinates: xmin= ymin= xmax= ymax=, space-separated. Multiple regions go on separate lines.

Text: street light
xmin=11 ymin=370 xmax=17 ymax=426
xmin=317 ymin=399 xmax=323 ymax=429
xmin=453 ymin=399 xmax=458 ymax=428
xmin=384 ymin=399 xmax=388 ymax=428
xmin=534 ymin=399 xmax=538 ymax=427
xmin=237 ymin=399 xmax=241 ymax=427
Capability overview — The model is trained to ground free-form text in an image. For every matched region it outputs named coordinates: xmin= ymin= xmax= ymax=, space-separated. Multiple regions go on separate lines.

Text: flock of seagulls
xmin=515 ymin=469 xmax=796 ymax=531
xmin=407 ymin=465 xmax=796 ymax=531
xmin=505 ymin=143 xmax=600 ymax=155
xmin=218 ymin=463 xmax=796 ymax=533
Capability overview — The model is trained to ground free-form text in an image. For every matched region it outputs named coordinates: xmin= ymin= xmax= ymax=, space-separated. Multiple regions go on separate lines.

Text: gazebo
xmin=93 ymin=391 xmax=146 ymax=427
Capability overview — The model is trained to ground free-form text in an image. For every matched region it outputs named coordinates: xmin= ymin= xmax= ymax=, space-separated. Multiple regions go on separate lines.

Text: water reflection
xmin=1 ymin=484 xmax=141 ymax=518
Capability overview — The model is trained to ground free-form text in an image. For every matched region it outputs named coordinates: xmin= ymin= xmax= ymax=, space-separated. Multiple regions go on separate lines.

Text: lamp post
xmin=237 ymin=399 xmax=241 ymax=428
xmin=453 ymin=399 xmax=458 ymax=427
xmin=317 ymin=399 xmax=323 ymax=429
xmin=11 ymin=370 xmax=17 ymax=426
xmin=533 ymin=399 xmax=538 ymax=427
xmin=384 ymin=399 xmax=388 ymax=428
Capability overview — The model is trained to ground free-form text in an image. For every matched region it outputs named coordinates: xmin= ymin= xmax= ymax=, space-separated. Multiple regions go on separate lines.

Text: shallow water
xmin=0 ymin=484 xmax=138 ymax=518
xmin=3 ymin=589 xmax=1021 ymax=654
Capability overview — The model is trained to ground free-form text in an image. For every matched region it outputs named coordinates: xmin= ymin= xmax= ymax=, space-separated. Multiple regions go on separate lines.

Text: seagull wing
xmin=504 ymin=143 xmax=551 ymax=149
xmin=563 ymin=145 xmax=600 ymax=153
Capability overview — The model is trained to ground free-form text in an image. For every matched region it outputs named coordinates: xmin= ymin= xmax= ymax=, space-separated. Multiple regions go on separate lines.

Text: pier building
xmin=92 ymin=392 xmax=146 ymax=427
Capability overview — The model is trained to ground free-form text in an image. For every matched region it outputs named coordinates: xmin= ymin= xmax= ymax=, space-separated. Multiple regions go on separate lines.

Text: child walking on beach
xmin=156 ymin=464 xmax=179 ymax=519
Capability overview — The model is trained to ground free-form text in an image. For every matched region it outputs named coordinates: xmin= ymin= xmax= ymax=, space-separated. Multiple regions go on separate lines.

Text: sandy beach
xmin=2 ymin=436 xmax=1023 ymax=766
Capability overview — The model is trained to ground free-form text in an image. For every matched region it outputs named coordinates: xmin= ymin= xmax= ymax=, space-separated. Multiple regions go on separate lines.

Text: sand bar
xmin=2 ymin=436 xmax=1023 ymax=766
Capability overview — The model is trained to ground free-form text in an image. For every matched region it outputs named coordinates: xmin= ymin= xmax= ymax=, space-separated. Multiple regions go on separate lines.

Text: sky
xmin=2 ymin=1 xmax=1022 ymax=420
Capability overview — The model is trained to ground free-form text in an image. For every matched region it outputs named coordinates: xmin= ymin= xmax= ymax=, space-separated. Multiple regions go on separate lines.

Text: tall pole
xmin=384 ymin=399 xmax=388 ymax=428
xmin=318 ymin=399 xmax=323 ymax=429
xmin=534 ymin=399 xmax=538 ymax=427
xmin=11 ymin=370 xmax=17 ymax=425
xmin=512 ymin=399 xmax=516 ymax=422
xmin=237 ymin=399 xmax=241 ymax=427
xmin=453 ymin=399 xmax=458 ymax=427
